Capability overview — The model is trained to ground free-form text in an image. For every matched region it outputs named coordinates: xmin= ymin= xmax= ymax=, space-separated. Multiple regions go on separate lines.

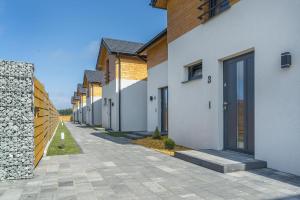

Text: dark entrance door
xmin=161 ymin=87 xmax=168 ymax=132
xmin=108 ymin=99 xmax=112 ymax=129
xmin=223 ymin=52 xmax=254 ymax=154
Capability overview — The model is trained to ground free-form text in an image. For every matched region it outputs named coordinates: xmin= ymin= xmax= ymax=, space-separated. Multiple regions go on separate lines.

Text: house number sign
xmin=208 ymin=76 xmax=212 ymax=84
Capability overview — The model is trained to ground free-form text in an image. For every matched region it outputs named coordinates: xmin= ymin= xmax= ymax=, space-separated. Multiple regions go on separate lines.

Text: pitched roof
xmin=72 ymin=93 xmax=80 ymax=104
xmin=150 ymin=0 xmax=167 ymax=9
xmin=84 ymin=70 xmax=103 ymax=84
xmin=77 ymin=84 xmax=87 ymax=94
xmin=102 ymin=38 xmax=144 ymax=56
xmin=137 ymin=29 xmax=167 ymax=54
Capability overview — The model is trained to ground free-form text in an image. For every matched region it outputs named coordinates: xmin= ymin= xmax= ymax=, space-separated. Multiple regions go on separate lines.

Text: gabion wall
xmin=0 ymin=60 xmax=34 ymax=180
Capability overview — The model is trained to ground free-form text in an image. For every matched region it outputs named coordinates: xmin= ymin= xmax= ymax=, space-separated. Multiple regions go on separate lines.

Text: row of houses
xmin=71 ymin=0 xmax=300 ymax=176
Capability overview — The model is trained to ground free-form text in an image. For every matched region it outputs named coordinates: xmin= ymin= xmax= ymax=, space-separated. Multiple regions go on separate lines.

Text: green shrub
xmin=152 ymin=127 xmax=161 ymax=139
xmin=164 ymin=138 xmax=175 ymax=150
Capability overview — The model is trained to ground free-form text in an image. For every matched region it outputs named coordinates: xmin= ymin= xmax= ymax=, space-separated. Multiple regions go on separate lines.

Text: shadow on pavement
xmin=249 ymin=168 xmax=300 ymax=188
xmin=90 ymin=132 xmax=132 ymax=145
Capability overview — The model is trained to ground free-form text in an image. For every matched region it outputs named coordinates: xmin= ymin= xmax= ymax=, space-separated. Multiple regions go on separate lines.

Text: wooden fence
xmin=34 ymin=78 xmax=60 ymax=166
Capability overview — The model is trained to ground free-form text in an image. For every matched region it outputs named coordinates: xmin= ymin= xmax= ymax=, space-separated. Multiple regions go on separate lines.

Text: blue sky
xmin=0 ymin=0 xmax=166 ymax=109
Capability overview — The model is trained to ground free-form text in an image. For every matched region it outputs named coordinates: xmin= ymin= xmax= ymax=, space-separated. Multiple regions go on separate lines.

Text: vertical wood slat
xmin=33 ymin=78 xmax=60 ymax=166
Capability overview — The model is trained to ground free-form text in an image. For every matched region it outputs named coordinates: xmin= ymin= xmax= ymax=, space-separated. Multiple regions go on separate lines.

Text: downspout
xmin=81 ymin=96 xmax=83 ymax=124
xmin=91 ymin=83 xmax=95 ymax=126
xmin=117 ymin=53 xmax=122 ymax=132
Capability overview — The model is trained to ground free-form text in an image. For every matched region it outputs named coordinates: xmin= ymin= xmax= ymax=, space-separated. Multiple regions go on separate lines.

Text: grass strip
xmin=47 ymin=122 xmax=81 ymax=156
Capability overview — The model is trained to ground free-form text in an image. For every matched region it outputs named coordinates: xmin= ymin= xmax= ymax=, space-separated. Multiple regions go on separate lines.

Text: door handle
xmin=223 ymin=102 xmax=229 ymax=110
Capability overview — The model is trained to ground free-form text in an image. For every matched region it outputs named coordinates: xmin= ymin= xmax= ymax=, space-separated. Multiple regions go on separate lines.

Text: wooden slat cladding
xmin=92 ymin=84 xmax=102 ymax=97
xmin=147 ymin=35 xmax=168 ymax=69
xmin=33 ymin=78 xmax=59 ymax=166
xmin=167 ymin=0 xmax=240 ymax=43
xmin=167 ymin=0 xmax=202 ymax=43
xmin=119 ymin=56 xmax=147 ymax=80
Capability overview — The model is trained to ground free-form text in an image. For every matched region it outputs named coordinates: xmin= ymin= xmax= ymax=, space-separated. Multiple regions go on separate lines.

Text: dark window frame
xmin=188 ymin=62 xmax=203 ymax=81
xmin=209 ymin=0 xmax=230 ymax=18
xmin=105 ymin=59 xmax=110 ymax=83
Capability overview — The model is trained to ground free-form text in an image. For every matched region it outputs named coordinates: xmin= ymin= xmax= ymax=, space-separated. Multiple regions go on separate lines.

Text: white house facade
xmin=138 ymin=30 xmax=169 ymax=133
xmin=151 ymin=0 xmax=300 ymax=176
xmin=83 ymin=70 xmax=103 ymax=126
xmin=96 ymin=38 xmax=148 ymax=132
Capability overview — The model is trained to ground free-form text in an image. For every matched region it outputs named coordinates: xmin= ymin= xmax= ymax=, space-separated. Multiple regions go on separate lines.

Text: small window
xmin=209 ymin=0 xmax=230 ymax=17
xmin=188 ymin=62 xmax=203 ymax=81
xmin=105 ymin=59 xmax=110 ymax=83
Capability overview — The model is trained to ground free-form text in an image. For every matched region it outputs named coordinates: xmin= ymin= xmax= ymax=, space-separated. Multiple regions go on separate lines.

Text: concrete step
xmin=93 ymin=127 xmax=106 ymax=132
xmin=129 ymin=131 xmax=168 ymax=137
xmin=123 ymin=133 xmax=145 ymax=140
xmin=175 ymin=149 xmax=267 ymax=173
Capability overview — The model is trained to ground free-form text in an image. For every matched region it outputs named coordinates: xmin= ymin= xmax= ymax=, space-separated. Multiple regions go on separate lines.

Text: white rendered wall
xmin=168 ymin=0 xmax=300 ymax=175
xmin=82 ymin=106 xmax=87 ymax=124
xmin=102 ymin=80 xmax=118 ymax=131
xmin=78 ymin=106 xmax=82 ymax=124
xmin=87 ymin=95 xmax=102 ymax=126
xmin=102 ymin=78 xmax=147 ymax=131
xmin=86 ymin=96 xmax=92 ymax=125
xmin=147 ymin=61 xmax=168 ymax=132
xmin=93 ymin=97 xmax=102 ymax=126
xmin=121 ymin=79 xmax=147 ymax=132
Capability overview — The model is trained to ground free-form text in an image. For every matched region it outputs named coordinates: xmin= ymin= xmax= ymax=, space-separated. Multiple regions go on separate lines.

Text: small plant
xmin=164 ymin=138 xmax=175 ymax=150
xmin=152 ymin=127 xmax=161 ymax=139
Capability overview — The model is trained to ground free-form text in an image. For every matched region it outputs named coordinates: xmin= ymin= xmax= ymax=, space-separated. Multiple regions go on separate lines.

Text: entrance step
xmin=175 ymin=149 xmax=267 ymax=173
xmin=130 ymin=131 xmax=168 ymax=137
xmin=123 ymin=133 xmax=145 ymax=140
xmin=124 ymin=131 xmax=168 ymax=140
xmin=93 ymin=127 xmax=106 ymax=132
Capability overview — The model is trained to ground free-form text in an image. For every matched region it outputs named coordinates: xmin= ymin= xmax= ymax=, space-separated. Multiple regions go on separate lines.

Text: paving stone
xmin=1 ymin=123 xmax=300 ymax=200
xmin=103 ymin=161 xmax=116 ymax=167
xmin=58 ymin=181 xmax=74 ymax=187
xmin=143 ymin=181 xmax=167 ymax=193
xmin=19 ymin=193 xmax=38 ymax=200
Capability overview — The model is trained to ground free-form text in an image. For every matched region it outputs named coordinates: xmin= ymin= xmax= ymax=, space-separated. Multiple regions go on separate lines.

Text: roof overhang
xmin=137 ymin=29 xmax=167 ymax=55
xmin=150 ymin=0 xmax=167 ymax=9
xmin=95 ymin=39 xmax=139 ymax=71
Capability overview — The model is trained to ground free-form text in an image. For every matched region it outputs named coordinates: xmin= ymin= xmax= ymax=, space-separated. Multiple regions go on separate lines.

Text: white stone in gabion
xmin=0 ymin=60 xmax=34 ymax=180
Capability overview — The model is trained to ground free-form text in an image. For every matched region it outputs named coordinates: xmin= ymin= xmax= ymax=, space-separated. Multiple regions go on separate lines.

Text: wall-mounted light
xmin=112 ymin=102 xmax=114 ymax=107
xmin=281 ymin=52 xmax=292 ymax=68
xmin=150 ymin=96 xmax=153 ymax=101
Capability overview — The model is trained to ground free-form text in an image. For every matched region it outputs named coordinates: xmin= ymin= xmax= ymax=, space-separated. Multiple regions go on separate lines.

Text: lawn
xmin=133 ymin=136 xmax=189 ymax=156
xmin=47 ymin=122 xmax=81 ymax=156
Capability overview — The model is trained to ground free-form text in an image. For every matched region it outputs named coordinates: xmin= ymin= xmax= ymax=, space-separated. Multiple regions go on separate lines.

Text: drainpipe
xmin=81 ymin=96 xmax=83 ymax=124
xmin=117 ymin=53 xmax=122 ymax=132
xmin=91 ymin=83 xmax=94 ymax=126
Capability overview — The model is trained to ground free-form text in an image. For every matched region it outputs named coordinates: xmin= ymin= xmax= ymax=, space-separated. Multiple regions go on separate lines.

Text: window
xmin=87 ymin=86 xmax=90 ymax=97
xmin=105 ymin=59 xmax=110 ymax=83
xmin=188 ymin=62 xmax=203 ymax=81
xmin=209 ymin=0 xmax=230 ymax=17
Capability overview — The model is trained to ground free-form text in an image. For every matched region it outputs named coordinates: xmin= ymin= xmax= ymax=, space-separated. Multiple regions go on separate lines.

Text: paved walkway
xmin=1 ymin=123 xmax=300 ymax=200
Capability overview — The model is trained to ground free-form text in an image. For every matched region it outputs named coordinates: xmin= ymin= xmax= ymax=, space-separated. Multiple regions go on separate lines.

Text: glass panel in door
xmin=236 ymin=61 xmax=245 ymax=149
xmin=161 ymin=87 xmax=168 ymax=132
